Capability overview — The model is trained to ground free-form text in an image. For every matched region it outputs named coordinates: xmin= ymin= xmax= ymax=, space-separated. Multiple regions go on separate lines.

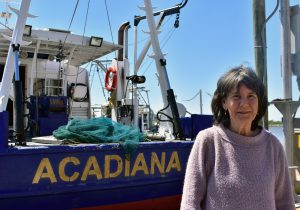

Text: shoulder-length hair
xmin=211 ymin=66 xmax=268 ymax=130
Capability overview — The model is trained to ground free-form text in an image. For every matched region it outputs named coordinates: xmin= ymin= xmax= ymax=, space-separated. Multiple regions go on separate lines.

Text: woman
xmin=180 ymin=66 xmax=294 ymax=210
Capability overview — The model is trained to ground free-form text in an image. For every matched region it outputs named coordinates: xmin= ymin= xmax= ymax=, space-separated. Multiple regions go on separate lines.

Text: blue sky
xmin=1 ymin=0 xmax=300 ymax=121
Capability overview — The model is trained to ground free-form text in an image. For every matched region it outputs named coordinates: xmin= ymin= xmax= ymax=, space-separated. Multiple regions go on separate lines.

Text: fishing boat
xmin=0 ymin=0 xmax=213 ymax=209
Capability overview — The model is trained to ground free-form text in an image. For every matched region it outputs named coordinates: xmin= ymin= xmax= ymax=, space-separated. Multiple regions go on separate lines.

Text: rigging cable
xmin=69 ymin=0 xmax=91 ymax=115
xmin=0 ymin=21 xmax=12 ymax=31
xmin=50 ymin=0 xmax=79 ymax=75
xmin=96 ymin=66 xmax=108 ymax=103
xmin=104 ymin=0 xmax=121 ymax=112
xmin=136 ymin=15 xmax=172 ymax=74
xmin=121 ymin=13 xmax=174 ymax=75
xmin=62 ymin=0 xmax=80 ymax=47
xmin=81 ymin=0 xmax=90 ymax=42
xmin=141 ymin=26 xmax=176 ymax=76
xmin=89 ymin=64 xmax=96 ymax=89
xmin=147 ymin=13 xmax=181 ymax=137
xmin=62 ymin=62 xmax=90 ymax=76
xmin=127 ymin=14 xmax=173 ymax=47
xmin=137 ymin=88 xmax=148 ymax=105
xmin=104 ymin=0 xmax=117 ymax=59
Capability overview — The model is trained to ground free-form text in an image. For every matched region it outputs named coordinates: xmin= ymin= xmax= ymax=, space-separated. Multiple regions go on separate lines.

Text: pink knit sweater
xmin=180 ymin=124 xmax=294 ymax=210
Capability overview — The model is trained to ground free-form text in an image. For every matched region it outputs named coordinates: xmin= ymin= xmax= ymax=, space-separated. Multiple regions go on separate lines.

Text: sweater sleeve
xmin=275 ymin=142 xmax=295 ymax=210
xmin=180 ymin=131 xmax=212 ymax=210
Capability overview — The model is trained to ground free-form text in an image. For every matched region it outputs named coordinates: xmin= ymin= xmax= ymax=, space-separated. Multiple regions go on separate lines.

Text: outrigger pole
xmin=133 ymin=0 xmax=187 ymax=139
xmin=0 ymin=0 xmax=33 ymax=145
xmin=134 ymin=0 xmax=188 ymax=26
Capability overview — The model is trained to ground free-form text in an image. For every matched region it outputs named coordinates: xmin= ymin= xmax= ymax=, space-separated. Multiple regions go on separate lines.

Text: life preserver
xmin=105 ymin=66 xmax=117 ymax=91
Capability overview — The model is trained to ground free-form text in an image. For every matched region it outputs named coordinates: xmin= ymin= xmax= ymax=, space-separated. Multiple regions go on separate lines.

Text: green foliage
xmin=268 ymin=120 xmax=282 ymax=126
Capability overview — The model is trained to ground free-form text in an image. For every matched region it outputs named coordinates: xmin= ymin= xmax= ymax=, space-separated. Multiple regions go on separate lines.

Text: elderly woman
xmin=180 ymin=66 xmax=294 ymax=210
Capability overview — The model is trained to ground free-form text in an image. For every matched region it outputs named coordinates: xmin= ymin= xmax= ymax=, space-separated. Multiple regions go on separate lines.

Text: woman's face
xmin=222 ymin=83 xmax=259 ymax=133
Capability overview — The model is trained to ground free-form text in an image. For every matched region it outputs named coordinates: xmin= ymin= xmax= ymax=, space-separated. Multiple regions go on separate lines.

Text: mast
xmin=133 ymin=12 xmax=164 ymax=129
xmin=142 ymin=0 xmax=183 ymax=139
xmin=0 ymin=0 xmax=31 ymax=112
xmin=131 ymin=0 xmax=187 ymax=138
xmin=0 ymin=0 xmax=32 ymax=145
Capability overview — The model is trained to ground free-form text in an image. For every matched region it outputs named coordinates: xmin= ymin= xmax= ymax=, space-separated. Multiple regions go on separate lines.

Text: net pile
xmin=53 ymin=117 xmax=145 ymax=154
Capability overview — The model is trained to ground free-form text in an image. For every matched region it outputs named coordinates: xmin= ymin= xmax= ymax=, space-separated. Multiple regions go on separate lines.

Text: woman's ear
xmin=222 ymin=99 xmax=227 ymax=110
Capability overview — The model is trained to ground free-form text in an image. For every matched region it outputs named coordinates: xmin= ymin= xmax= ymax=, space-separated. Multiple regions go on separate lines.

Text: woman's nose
xmin=239 ymin=97 xmax=248 ymax=106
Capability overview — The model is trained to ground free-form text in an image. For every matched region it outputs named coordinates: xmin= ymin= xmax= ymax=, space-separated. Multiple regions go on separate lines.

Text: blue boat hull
xmin=0 ymin=141 xmax=193 ymax=210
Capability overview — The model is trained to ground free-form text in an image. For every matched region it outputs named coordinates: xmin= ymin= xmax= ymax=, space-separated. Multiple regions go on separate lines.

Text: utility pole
xmin=271 ymin=1 xmax=300 ymax=201
xmin=280 ymin=0 xmax=294 ymax=168
xmin=199 ymin=89 xmax=203 ymax=114
xmin=252 ymin=0 xmax=268 ymax=129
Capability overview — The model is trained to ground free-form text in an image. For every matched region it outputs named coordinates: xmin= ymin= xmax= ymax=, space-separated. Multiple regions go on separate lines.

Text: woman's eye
xmin=232 ymin=95 xmax=240 ymax=99
xmin=248 ymin=94 xmax=257 ymax=99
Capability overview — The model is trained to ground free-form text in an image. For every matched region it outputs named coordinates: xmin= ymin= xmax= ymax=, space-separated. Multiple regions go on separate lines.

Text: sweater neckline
xmin=216 ymin=124 xmax=269 ymax=146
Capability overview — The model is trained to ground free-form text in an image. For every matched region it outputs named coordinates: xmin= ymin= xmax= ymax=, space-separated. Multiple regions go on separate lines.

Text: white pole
xmin=133 ymin=13 xmax=164 ymax=128
xmin=134 ymin=12 xmax=164 ymax=72
xmin=133 ymin=25 xmax=139 ymax=127
xmin=0 ymin=0 xmax=31 ymax=112
xmin=142 ymin=1 xmax=171 ymax=90
xmin=142 ymin=0 xmax=173 ymax=135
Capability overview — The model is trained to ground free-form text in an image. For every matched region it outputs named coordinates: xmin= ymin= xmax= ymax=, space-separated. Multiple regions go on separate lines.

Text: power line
xmin=183 ymin=90 xmax=200 ymax=101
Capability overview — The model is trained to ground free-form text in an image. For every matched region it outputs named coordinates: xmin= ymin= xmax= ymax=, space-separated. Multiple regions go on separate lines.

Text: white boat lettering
xmin=32 ymin=151 xmax=181 ymax=184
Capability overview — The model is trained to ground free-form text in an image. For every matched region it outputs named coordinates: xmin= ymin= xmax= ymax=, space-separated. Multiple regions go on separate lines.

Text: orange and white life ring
xmin=105 ymin=65 xmax=117 ymax=91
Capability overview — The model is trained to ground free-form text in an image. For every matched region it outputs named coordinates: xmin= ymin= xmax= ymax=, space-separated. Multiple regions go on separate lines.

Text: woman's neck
xmin=229 ymin=123 xmax=258 ymax=137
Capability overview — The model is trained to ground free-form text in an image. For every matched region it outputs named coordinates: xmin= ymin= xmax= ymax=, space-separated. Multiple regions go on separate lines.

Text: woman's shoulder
xmin=196 ymin=125 xmax=217 ymax=137
xmin=263 ymin=128 xmax=285 ymax=151
xmin=195 ymin=125 xmax=220 ymax=145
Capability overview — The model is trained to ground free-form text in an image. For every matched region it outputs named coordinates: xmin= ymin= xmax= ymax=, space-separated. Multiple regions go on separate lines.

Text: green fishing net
xmin=53 ymin=117 xmax=146 ymax=154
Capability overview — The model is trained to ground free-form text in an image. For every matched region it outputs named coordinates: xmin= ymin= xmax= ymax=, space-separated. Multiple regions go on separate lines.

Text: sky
xmin=1 ymin=0 xmax=300 ymax=121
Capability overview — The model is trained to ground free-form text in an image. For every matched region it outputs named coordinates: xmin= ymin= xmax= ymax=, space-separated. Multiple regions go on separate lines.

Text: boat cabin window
xmin=34 ymin=79 xmax=63 ymax=96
